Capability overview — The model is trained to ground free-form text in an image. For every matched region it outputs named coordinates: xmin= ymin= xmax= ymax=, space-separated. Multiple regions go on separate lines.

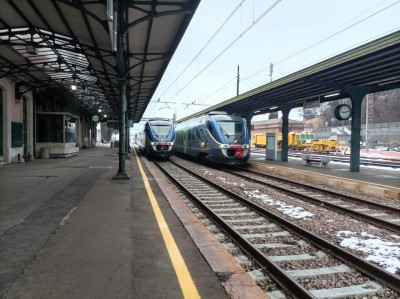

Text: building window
xmin=65 ymin=116 xmax=77 ymax=142
xmin=36 ymin=114 xmax=63 ymax=142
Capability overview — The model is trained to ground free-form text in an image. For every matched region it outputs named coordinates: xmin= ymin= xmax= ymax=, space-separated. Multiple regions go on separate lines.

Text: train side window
xmin=195 ymin=127 xmax=207 ymax=142
xmin=207 ymin=121 xmax=213 ymax=133
xmin=190 ymin=129 xmax=194 ymax=140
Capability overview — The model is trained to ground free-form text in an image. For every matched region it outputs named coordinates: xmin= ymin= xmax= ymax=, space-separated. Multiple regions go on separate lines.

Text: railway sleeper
xmin=211 ymin=207 xmax=248 ymax=212
xmin=286 ymin=264 xmax=350 ymax=278
xmin=206 ymin=202 xmax=242 ymax=207
xmin=266 ymin=281 xmax=382 ymax=299
xmin=217 ymin=212 xmax=258 ymax=217
xmin=268 ymin=251 xmax=327 ymax=262
xmin=199 ymin=196 xmax=230 ymax=201
xmin=225 ymin=217 xmax=265 ymax=223
xmin=234 ymin=255 xmax=253 ymax=266
xmin=232 ymin=223 xmax=277 ymax=230
xmin=254 ymin=240 xmax=307 ymax=249
xmin=243 ymin=231 xmax=290 ymax=238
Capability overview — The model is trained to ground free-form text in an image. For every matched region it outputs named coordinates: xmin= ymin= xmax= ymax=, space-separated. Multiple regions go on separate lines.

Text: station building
xmin=0 ymin=77 xmax=97 ymax=164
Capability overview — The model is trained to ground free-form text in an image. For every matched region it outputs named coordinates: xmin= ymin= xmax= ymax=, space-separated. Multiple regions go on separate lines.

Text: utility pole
xmin=269 ymin=63 xmax=273 ymax=82
xmin=236 ymin=65 xmax=240 ymax=96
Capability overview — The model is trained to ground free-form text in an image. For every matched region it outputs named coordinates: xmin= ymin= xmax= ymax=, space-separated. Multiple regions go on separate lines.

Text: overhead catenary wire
xmin=166 ymin=0 xmax=282 ymax=102
xmin=275 ymin=0 xmax=400 ymax=66
xmin=199 ymin=0 xmax=400 ymax=106
xmin=146 ymin=0 xmax=399 ymax=119
xmin=157 ymin=0 xmax=247 ymax=100
xmin=241 ymin=0 xmax=400 ymax=84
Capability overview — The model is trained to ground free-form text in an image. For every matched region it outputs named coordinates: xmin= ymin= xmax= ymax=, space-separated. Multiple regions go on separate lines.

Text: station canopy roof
xmin=179 ymin=29 xmax=400 ymax=122
xmin=0 ymin=0 xmax=200 ymax=122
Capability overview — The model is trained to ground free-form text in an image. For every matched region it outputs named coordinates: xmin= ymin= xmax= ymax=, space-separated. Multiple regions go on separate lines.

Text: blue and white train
xmin=137 ymin=119 xmax=175 ymax=158
xmin=174 ymin=111 xmax=250 ymax=165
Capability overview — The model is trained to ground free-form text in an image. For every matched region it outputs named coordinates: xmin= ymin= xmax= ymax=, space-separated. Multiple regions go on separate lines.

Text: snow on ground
xmin=337 ymin=231 xmax=400 ymax=274
xmin=244 ymin=190 xmax=315 ymax=219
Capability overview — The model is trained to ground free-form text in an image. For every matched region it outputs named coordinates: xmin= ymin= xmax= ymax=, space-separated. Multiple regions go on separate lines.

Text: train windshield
xmin=151 ymin=125 xmax=173 ymax=139
xmin=216 ymin=120 xmax=245 ymax=143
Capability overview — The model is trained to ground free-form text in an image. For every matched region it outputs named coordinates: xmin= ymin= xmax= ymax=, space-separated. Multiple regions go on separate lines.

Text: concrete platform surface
xmin=250 ymin=152 xmax=400 ymax=200
xmin=0 ymin=146 xmax=235 ymax=299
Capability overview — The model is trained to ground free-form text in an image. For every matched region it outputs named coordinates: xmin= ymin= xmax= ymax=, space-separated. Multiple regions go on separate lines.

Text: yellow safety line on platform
xmin=135 ymin=153 xmax=201 ymax=299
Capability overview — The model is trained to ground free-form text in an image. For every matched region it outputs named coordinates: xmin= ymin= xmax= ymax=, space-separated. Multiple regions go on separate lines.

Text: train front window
xmin=151 ymin=125 xmax=172 ymax=138
xmin=216 ymin=121 xmax=245 ymax=143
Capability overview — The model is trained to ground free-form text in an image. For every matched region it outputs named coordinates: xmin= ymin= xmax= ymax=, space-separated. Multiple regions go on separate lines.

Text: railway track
xmin=224 ymin=165 xmax=400 ymax=234
xmin=289 ymin=152 xmax=400 ymax=169
xmin=251 ymin=149 xmax=400 ymax=168
xmin=154 ymin=159 xmax=400 ymax=299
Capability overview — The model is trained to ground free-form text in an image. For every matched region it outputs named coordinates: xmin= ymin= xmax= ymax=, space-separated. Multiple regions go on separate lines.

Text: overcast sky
xmin=139 ymin=0 xmax=400 ymax=126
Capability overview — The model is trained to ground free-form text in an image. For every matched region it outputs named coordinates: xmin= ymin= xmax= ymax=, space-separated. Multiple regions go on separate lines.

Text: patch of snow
xmin=337 ymin=231 xmax=400 ymax=274
xmin=217 ymin=176 xmax=238 ymax=186
xmin=244 ymin=190 xmax=315 ymax=219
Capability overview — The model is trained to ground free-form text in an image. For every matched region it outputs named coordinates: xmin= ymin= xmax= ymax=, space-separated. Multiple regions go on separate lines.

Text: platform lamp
xmin=26 ymin=37 xmax=37 ymax=55
xmin=71 ymin=74 xmax=77 ymax=90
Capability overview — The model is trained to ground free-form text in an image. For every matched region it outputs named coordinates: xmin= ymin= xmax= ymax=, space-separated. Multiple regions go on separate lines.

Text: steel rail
xmin=225 ymin=166 xmax=400 ymax=233
xmin=154 ymin=161 xmax=316 ymax=299
xmin=242 ymin=163 xmax=400 ymax=213
xmin=165 ymin=160 xmax=400 ymax=294
xmin=246 ymin=162 xmax=400 ymax=213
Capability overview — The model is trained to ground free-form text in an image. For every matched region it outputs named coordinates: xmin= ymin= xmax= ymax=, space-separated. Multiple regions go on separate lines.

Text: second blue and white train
xmin=137 ymin=119 xmax=175 ymax=158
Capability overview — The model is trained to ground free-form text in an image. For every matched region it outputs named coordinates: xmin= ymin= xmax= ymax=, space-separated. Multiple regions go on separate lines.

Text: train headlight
xmin=219 ymin=144 xmax=229 ymax=149
xmin=167 ymin=142 xmax=174 ymax=145
xmin=243 ymin=144 xmax=249 ymax=149
xmin=151 ymin=142 xmax=157 ymax=146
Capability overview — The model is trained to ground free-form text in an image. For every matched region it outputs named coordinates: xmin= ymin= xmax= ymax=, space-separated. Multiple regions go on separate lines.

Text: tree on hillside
xmin=361 ymin=89 xmax=400 ymax=124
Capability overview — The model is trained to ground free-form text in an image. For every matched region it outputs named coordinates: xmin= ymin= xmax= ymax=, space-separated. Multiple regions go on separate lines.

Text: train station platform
xmin=0 ymin=145 xmax=266 ymax=299
xmin=250 ymin=152 xmax=400 ymax=200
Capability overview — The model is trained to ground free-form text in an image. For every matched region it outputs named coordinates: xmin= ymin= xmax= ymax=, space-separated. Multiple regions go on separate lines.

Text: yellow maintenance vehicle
xmin=252 ymin=132 xmax=343 ymax=153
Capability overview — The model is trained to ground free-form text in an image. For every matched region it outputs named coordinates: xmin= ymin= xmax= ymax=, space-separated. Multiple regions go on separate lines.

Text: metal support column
xmin=245 ymin=113 xmax=253 ymax=145
xmin=113 ymin=79 xmax=130 ymax=179
xmin=349 ymin=90 xmax=366 ymax=172
xmin=113 ymin=0 xmax=129 ymax=179
xmin=280 ymin=107 xmax=290 ymax=162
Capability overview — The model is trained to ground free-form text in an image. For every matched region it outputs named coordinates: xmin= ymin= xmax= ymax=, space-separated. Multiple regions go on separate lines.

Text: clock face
xmin=334 ymin=104 xmax=351 ymax=120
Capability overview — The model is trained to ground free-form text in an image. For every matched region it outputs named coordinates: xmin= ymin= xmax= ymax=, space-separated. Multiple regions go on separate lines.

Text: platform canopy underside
xmin=0 ymin=0 xmax=200 ymax=122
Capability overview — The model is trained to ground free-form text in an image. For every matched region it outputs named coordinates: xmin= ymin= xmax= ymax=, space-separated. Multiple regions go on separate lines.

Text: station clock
xmin=334 ymin=104 xmax=352 ymax=121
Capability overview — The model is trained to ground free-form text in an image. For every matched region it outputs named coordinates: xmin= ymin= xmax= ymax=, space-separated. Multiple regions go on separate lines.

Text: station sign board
xmin=107 ymin=120 xmax=119 ymax=129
